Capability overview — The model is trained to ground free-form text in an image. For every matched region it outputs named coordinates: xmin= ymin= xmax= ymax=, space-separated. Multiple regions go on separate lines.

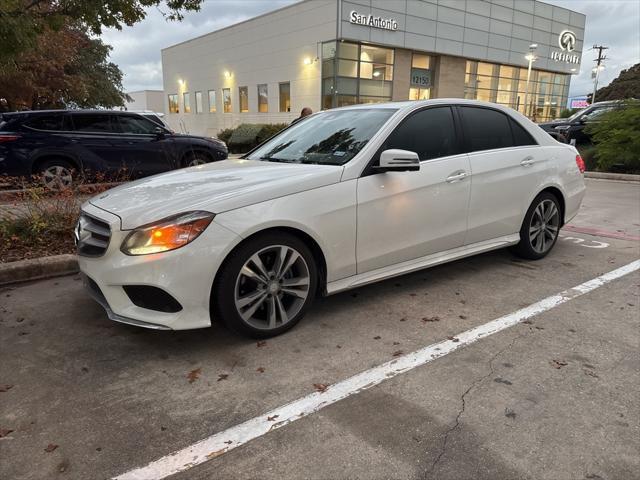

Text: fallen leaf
xmin=392 ymin=341 xmax=400 ymax=345
xmin=313 ymin=383 xmax=329 ymax=393
xmin=0 ymin=428 xmax=13 ymax=438
xmin=422 ymin=316 xmax=440 ymax=323
xmin=217 ymin=374 xmax=229 ymax=382
xmin=44 ymin=444 xmax=58 ymax=453
xmin=0 ymin=384 xmax=13 ymax=393
xmin=584 ymin=369 xmax=599 ymax=378
xmin=256 ymin=341 xmax=267 ymax=348
xmin=504 ymin=408 xmax=517 ymax=419
xmin=458 ymin=314 xmax=467 ymax=320
xmin=336 ymin=345 xmax=342 ymax=349
xmin=550 ymin=359 xmax=568 ymax=369
xmin=187 ymin=368 xmax=201 ymax=384
xmin=256 ymin=367 xmax=265 ymax=373
xmin=523 ymin=320 xmax=533 ymax=325
xmin=447 ymin=336 xmax=460 ymax=342
xmin=373 ymin=336 xmax=381 ymax=340
xmin=399 ymin=317 xmax=406 ymax=322
xmin=392 ymin=350 xmax=403 ymax=357
xmin=224 ymin=440 xmax=233 ymax=445
xmin=267 ymin=415 xmax=279 ymax=421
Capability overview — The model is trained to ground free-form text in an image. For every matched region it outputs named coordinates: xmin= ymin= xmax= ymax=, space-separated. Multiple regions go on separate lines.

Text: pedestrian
xmin=291 ymin=107 xmax=312 ymax=125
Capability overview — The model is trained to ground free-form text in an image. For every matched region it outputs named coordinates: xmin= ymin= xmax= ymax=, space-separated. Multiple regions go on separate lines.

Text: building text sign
xmin=551 ymin=29 xmax=580 ymax=65
xmin=410 ymin=68 xmax=432 ymax=88
xmin=349 ymin=11 xmax=398 ymax=31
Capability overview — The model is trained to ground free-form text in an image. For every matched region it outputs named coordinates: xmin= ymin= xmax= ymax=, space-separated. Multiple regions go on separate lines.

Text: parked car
xmin=538 ymin=101 xmax=622 ymax=145
xmin=131 ymin=110 xmax=170 ymax=130
xmin=77 ymin=99 xmax=586 ymax=338
xmin=0 ymin=110 xmax=227 ymax=188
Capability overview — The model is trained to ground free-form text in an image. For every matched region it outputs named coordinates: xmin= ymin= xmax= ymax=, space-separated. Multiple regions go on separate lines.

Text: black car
xmin=0 ymin=110 xmax=227 ymax=188
xmin=538 ymin=101 xmax=622 ymax=145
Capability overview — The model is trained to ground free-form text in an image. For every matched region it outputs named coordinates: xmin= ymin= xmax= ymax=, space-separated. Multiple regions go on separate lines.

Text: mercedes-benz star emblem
xmin=559 ymin=30 xmax=577 ymax=52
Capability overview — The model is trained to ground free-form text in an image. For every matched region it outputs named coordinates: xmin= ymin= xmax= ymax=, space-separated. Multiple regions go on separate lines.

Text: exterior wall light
xmin=224 ymin=71 xmax=231 ymax=79
xmin=303 ymin=57 xmax=313 ymax=65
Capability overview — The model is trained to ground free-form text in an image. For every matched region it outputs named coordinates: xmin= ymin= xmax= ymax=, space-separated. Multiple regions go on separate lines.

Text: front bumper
xmin=78 ymin=202 xmax=242 ymax=330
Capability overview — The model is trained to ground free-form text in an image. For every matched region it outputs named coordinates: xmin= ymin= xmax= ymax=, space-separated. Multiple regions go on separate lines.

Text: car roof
xmin=330 ymin=98 xmax=526 ymax=115
xmin=1 ymin=109 xmax=147 ymax=116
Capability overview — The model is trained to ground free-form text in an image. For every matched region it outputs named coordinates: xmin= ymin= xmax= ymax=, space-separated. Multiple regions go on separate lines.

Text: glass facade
xmin=239 ymin=86 xmax=249 ymax=113
xmin=409 ymin=54 xmax=434 ymax=101
xmin=195 ymin=91 xmax=203 ymax=113
xmin=222 ymin=88 xmax=231 ymax=113
xmin=279 ymin=82 xmax=290 ymax=112
xmin=464 ymin=60 xmax=569 ymax=122
xmin=322 ymin=41 xmax=394 ymax=109
xmin=258 ymin=84 xmax=268 ymax=113
xmin=168 ymin=94 xmax=179 ymax=114
xmin=208 ymin=90 xmax=216 ymax=112
xmin=183 ymin=92 xmax=191 ymax=113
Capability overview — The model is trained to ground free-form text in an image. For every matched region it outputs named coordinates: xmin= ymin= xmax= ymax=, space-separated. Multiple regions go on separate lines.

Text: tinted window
xmin=384 ymin=107 xmax=457 ymax=160
xmin=24 ymin=114 xmax=65 ymax=131
xmin=247 ymin=108 xmax=395 ymax=166
xmin=117 ymin=115 xmax=159 ymax=134
xmin=460 ymin=107 xmax=513 ymax=152
xmin=71 ymin=114 xmax=114 ymax=133
xmin=509 ymin=118 xmax=536 ymax=146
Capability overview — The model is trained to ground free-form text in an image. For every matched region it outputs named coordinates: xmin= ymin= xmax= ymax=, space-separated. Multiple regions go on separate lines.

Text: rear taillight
xmin=0 ymin=135 xmax=20 ymax=143
xmin=575 ymin=154 xmax=586 ymax=173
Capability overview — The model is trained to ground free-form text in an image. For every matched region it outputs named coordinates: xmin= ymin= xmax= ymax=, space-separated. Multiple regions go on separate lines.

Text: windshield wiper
xmin=259 ymin=156 xmax=295 ymax=163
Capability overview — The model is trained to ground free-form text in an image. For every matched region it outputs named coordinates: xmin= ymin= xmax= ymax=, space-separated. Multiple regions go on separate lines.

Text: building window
xmin=208 ymin=90 xmax=216 ymax=113
xmin=279 ymin=82 xmax=290 ymax=112
xmin=168 ymin=94 xmax=179 ymax=114
xmin=195 ymin=91 xmax=203 ymax=114
xmin=321 ymin=41 xmax=394 ymax=109
xmin=464 ymin=60 xmax=568 ymax=122
xmin=183 ymin=92 xmax=191 ymax=113
xmin=409 ymin=54 xmax=433 ymax=101
xmin=223 ymin=88 xmax=231 ymax=113
xmin=257 ymin=84 xmax=268 ymax=113
xmin=239 ymin=86 xmax=248 ymax=113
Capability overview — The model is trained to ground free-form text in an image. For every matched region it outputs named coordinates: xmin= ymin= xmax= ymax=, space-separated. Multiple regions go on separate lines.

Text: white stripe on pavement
xmin=114 ymin=259 xmax=640 ymax=480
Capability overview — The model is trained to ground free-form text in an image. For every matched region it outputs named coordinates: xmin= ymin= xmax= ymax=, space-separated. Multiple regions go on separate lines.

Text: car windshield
xmin=246 ymin=108 xmax=396 ymax=166
xmin=566 ymin=108 xmax=588 ymax=122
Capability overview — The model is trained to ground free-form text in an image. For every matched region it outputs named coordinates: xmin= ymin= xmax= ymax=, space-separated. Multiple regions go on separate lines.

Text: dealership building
xmin=161 ymin=0 xmax=585 ymax=136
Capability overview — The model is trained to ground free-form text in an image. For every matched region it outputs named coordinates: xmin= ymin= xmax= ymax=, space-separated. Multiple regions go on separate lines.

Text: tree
xmin=585 ymin=102 xmax=640 ymax=173
xmin=588 ymin=63 xmax=640 ymax=103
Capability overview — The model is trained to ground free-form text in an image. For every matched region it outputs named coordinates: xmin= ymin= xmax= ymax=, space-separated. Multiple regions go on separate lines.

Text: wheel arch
xmin=538 ymin=185 xmax=566 ymax=226
xmin=31 ymin=153 xmax=81 ymax=174
xmin=180 ymin=148 xmax=214 ymax=167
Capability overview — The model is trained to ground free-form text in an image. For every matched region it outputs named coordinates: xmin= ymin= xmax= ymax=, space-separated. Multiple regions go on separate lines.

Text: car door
xmin=112 ymin=114 xmax=175 ymax=177
xmin=68 ymin=113 xmax=122 ymax=176
xmin=459 ymin=106 xmax=546 ymax=245
xmin=356 ymin=106 xmax=471 ymax=274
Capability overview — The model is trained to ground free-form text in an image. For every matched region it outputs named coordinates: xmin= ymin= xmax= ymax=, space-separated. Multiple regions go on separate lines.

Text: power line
xmin=591 ymin=45 xmax=608 ymax=103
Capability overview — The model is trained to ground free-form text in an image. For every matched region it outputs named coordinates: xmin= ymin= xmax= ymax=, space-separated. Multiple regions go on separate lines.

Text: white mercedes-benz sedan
xmin=77 ymin=99 xmax=586 ymax=337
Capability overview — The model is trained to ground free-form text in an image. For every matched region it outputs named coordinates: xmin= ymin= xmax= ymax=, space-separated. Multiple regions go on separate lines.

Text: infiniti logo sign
xmin=559 ymin=30 xmax=577 ymax=52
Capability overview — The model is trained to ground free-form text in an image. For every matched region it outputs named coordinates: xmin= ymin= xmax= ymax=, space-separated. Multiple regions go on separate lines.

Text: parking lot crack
xmin=423 ymin=332 xmax=527 ymax=479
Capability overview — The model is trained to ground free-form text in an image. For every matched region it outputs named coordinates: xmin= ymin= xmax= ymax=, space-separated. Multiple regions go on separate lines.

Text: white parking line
xmin=114 ymin=259 xmax=640 ymax=480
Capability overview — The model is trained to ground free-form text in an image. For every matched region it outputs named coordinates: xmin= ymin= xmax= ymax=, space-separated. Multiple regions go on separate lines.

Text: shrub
xmin=256 ymin=123 xmax=288 ymax=144
xmin=559 ymin=108 xmax=579 ymax=118
xmin=216 ymin=128 xmax=234 ymax=145
xmin=577 ymin=145 xmax=597 ymax=172
xmin=224 ymin=123 xmax=289 ymax=153
xmin=585 ymin=102 xmax=640 ymax=173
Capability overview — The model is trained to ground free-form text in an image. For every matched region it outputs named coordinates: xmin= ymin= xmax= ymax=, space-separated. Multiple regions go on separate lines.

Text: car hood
xmin=88 ymin=159 xmax=343 ymax=230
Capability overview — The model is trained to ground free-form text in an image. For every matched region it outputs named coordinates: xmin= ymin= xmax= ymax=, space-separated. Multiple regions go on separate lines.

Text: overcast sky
xmin=102 ymin=0 xmax=640 ymax=98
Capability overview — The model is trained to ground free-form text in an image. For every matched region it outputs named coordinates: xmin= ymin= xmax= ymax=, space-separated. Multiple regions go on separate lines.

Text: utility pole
xmin=591 ymin=45 xmax=608 ymax=104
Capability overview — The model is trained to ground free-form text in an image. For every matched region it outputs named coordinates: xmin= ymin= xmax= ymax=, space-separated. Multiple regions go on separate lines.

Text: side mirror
xmin=374 ymin=149 xmax=420 ymax=172
xmin=154 ymin=126 xmax=166 ymax=137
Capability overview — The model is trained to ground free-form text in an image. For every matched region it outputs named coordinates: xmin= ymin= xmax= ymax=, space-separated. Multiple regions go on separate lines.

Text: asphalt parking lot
xmin=1 ymin=178 xmax=639 ymax=480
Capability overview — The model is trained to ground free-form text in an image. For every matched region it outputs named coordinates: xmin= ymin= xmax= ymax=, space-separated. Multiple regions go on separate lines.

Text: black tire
xmin=212 ymin=232 xmax=318 ymax=338
xmin=182 ymin=152 xmax=211 ymax=168
xmin=511 ymin=191 xmax=562 ymax=260
xmin=35 ymin=158 xmax=76 ymax=189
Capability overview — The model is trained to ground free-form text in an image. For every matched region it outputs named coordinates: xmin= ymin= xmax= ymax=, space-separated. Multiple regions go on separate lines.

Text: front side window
xmin=460 ymin=107 xmax=515 ymax=152
xmin=384 ymin=107 xmax=457 ymax=161
xmin=239 ymin=86 xmax=248 ymax=113
xmin=195 ymin=91 xmax=203 ymax=113
xmin=117 ymin=115 xmax=160 ymax=135
xmin=258 ymin=84 xmax=268 ymax=113
xmin=279 ymin=82 xmax=290 ymax=112
xmin=223 ymin=88 xmax=231 ymax=113
xmin=183 ymin=92 xmax=191 ymax=113
xmin=208 ymin=90 xmax=216 ymax=112
xmin=246 ymin=108 xmax=395 ymax=166
xmin=168 ymin=94 xmax=179 ymax=114
xmin=71 ymin=114 xmax=114 ymax=133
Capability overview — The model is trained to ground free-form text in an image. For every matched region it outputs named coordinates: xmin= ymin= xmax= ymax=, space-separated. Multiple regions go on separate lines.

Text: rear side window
xmin=509 ymin=118 xmax=536 ymax=146
xmin=116 ymin=115 xmax=159 ymax=134
xmin=460 ymin=107 xmax=515 ymax=152
xmin=24 ymin=114 xmax=65 ymax=131
xmin=384 ymin=107 xmax=458 ymax=161
xmin=71 ymin=114 xmax=114 ymax=133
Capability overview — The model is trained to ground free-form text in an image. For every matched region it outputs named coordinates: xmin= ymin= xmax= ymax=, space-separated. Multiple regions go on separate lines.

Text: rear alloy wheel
xmin=214 ymin=233 xmax=318 ymax=338
xmin=511 ymin=192 xmax=561 ymax=260
xmin=185 ymin=154 xmax=209 ymax=167
xmin=38 ymin=160 xmax=74 ymax=190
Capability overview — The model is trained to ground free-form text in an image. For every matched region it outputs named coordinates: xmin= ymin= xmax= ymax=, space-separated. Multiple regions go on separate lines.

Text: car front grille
xmin=76 ymin=212 xmax=111 ymax=257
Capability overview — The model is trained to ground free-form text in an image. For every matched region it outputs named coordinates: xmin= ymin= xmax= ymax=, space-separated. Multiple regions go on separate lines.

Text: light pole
xmin=523 ymin=44 xmax=538 ymax=118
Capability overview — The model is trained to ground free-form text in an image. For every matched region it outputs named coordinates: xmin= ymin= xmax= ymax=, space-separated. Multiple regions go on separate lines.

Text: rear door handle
xmin=446 ymin=171 xmax=467 ymax=183
xmin=520 ymin=156 xmax=535 ymax=167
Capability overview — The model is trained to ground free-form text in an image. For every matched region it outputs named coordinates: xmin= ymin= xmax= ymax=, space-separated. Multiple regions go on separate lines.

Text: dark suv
xmin=0 ymin=110 xmax=227 ymax=188
xmin=538 ymin=101 xmax=622 ymax=145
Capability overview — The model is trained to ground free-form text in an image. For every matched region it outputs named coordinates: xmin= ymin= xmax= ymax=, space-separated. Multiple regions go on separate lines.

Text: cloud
xmin=103 ymin=0 xmax=640 ymax=98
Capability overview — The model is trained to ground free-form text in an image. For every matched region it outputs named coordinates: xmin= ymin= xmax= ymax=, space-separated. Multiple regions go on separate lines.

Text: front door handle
xmin=520 ymin=156 xmax=535 ymax=167
xmin=446 ymin=171 xmax=467 ymax=183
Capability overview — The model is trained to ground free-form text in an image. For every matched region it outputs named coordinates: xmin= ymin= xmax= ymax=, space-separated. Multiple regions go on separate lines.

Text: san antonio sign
xmin=349 ymin=11 xmax=398 ymax=31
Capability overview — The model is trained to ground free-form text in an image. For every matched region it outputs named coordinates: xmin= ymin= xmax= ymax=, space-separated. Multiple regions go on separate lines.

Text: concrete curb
xmin=584 ymin=171 xmax=640 ymax=182
xmin=0 ymin=254 xmax=78 ymax=286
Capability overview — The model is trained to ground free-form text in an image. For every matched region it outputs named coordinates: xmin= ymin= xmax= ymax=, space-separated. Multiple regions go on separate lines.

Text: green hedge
xmin=217 ymin=123 xmax=289 ymax=153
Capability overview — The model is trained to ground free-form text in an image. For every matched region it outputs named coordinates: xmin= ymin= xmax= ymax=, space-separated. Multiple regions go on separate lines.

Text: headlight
xmin=554 ymin=125 xmax=570 ymax=131
xmin=121 ymin=211 xmax=214 ymax=256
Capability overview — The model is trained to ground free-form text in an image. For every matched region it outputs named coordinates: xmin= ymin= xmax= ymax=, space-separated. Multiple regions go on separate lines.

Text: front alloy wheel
xmin=214 ymin=233 xmax=317 ymax=338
